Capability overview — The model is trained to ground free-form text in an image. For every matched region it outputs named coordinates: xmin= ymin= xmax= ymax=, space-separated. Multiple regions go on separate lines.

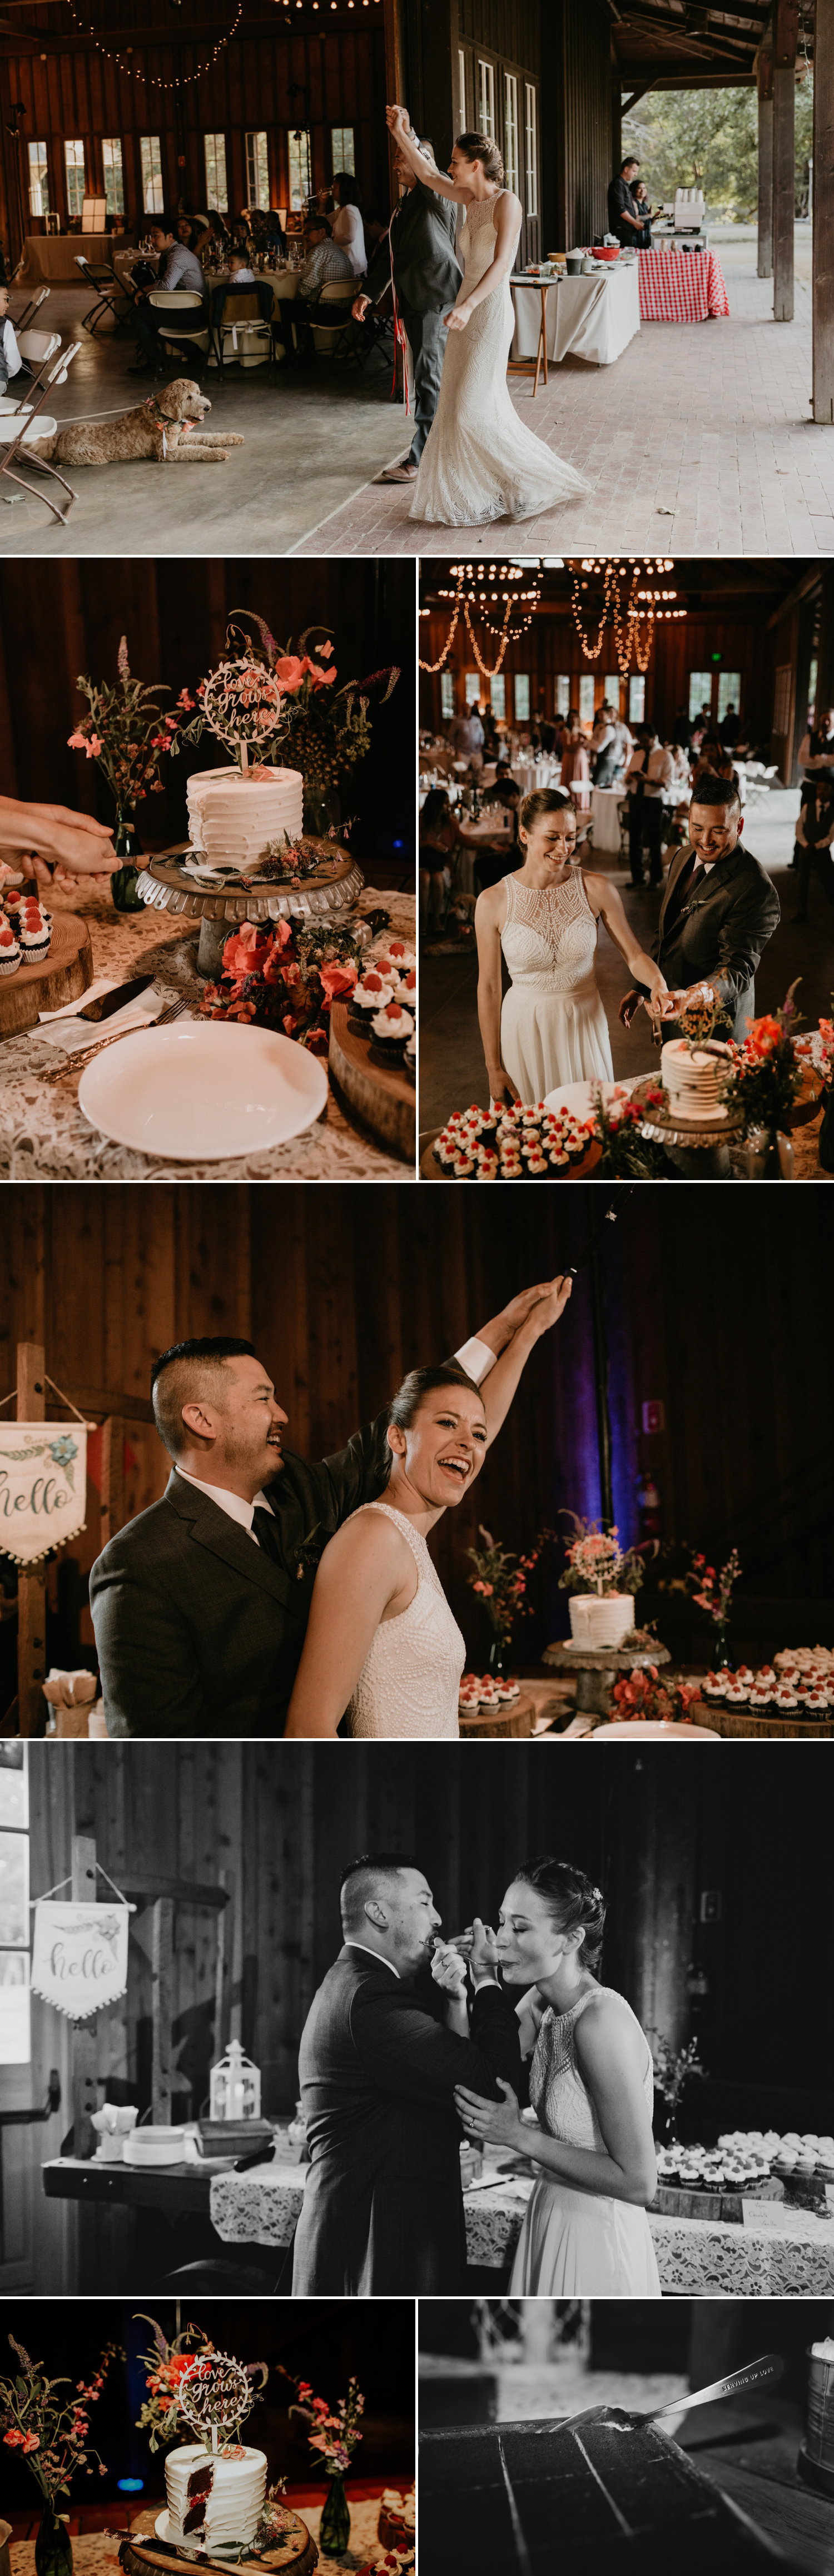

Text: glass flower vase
xmin=488 ymin=1633 xmax=510 ymax=1680
xmin=319 ymin=2473 xmax=350 ymax=2556
xmin=110 ymin=810 xmax=145 ymax=914
xmin=35 ymin=2499 xmax=73 ymax=2576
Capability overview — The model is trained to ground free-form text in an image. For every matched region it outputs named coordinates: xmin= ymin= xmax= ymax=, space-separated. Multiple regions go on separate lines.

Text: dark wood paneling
xmin=420 ymin=600 xmax=778 ymax=747
xmin=546 ymin=0 xmax=613 ymax=253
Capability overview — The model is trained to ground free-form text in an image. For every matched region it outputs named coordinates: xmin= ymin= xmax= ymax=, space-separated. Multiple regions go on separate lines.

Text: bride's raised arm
xmin=284 ymin=1510 xmax=411 ymax=1738
xmin=385 ymin=103 xmax=466 ymax=201
xmin=478 ymin=1274 xmax=572 ymax=1446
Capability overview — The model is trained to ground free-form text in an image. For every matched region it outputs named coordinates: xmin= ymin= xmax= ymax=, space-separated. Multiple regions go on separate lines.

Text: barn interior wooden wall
xmin=23 ymin=1739 xmax=834 ymax=2291
xmin=419 ymin=600 xmax=785 ymax=762
xmin=1 ymin=1187 xmax=831 ymax=1711
xmin=0 ymin=0 xmax=393 ymax=271
xmin=0 ymin=558 xmax=414 ymax=866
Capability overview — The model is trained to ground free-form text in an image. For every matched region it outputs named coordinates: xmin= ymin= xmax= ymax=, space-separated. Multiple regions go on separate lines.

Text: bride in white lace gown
xmin=385 ymin=108 xmax=591 ymax=528
xmin=475 ymin=788 xmax=668 ymax=1101
xmin=453 ymin=1860 xmax=661 ymax=2297
xmin=284 ymin=1286 xmax=573 ymax=1740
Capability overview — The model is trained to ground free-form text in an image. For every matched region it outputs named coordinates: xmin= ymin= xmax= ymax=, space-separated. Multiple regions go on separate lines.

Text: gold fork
xmin=45 ymin=998 xmax=190 ymax=1083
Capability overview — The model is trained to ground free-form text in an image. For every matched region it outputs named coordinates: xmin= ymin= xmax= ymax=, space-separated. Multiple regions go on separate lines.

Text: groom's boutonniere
xmin=292 ymin=1520 xmax=325 ymax=1581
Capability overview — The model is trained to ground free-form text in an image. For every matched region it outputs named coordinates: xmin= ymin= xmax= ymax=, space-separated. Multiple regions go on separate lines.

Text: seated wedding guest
xmin=448 ymin=705 xmax=484 ymax=764
xmin=329 ymin=172 xmax=367 ymax=276
xmin=792 ymin=774 xmax=834 ymax=922
xmin=91 ymin=1289 xmax=554 ymax=1735
xmin=275 ymin=215 xmax=352 ymax=360
xmin=226 ymin=248 xmax=257 ymax=285
xmin=619 ymin=771 xmax=780 ymax=1042
xmin=292 ymin=1857 xmax=523 ymax=2292
xmin=352 ymin=127 xmax=460 ymax=485
xmin=0 ymin=283 xmax=25 ymax=397
xmin=419 ymin=785 xmax=457 ymax=933
xmin=128 ymin=217 xmax=210 ymax=377
xmin=607 ymin=155 xmax=645 ymax=246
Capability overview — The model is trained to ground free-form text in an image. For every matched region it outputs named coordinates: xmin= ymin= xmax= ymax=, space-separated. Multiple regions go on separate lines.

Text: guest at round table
xmin=419 ymin=784 xmax=457 ymax=933
xmin=328 ymin=173 xmax=367 ymax=278
xmin=607 ymin=157 xmax=646 ymax=248
xmin=128 ymin=216 xmax=210 ymax=377
xmin=275 ymin=215 xmax=352 ymax=362
xmin=619 ymin=772 xmax=781 ymax=1044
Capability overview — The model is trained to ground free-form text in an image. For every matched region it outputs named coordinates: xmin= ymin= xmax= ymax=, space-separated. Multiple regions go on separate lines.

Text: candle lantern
xmin=209 ymin=2037 xmax=261 ymax=2122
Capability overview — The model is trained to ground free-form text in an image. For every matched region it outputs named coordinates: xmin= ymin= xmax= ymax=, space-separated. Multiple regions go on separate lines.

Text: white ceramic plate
xmin=78 ymin=1020 xmax=328 ymax=1160
xmin=590 ymin=1720 xmax=719 ymax=1740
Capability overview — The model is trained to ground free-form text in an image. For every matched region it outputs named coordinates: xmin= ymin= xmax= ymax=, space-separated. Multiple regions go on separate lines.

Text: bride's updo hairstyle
xmin=387 ymin=1362 xmax=484 ymax=1444
xmin=519 ymin=788 xmax=575 ymax=836
xmin=515 ymin=1857 xmax=606 ymax=1975
xmin=456 ymin=131 xmax=505 ymax=186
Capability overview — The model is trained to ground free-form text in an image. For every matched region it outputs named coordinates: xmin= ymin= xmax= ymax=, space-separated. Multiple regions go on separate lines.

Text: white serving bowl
xmin=78 ymin=1019 xmax=329 ymax=1160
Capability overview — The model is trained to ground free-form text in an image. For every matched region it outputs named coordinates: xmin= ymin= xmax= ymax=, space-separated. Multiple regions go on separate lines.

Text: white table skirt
xmin=590 ymin=785 xmax=627 ymax=851
xmin=510 ymin=266 xmax=641 ymax=367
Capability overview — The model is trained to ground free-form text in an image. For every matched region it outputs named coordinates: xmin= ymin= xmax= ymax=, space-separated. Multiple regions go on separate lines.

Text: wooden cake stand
xmin=630 ymin=1075 xmax=744 ymax=1176
xmin=542 ymin=1638 xmax=671 ymax=1722
xmin=0 ymin=912 xmax=93 ymax=1036
xmin=119 ymin=2513 xmax=317 ymax=2576
xmin=329 ymin=999 xmax=415 ymax=1163
xmin=136 ymin=839 xmax=368 ymax=977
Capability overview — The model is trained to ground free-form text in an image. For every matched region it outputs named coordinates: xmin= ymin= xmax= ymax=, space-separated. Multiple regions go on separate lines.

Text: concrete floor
xmin=0 ymin=287 xmax=410 ymax=555
xmin=419 ymin=788 xmax=834 ymax=1131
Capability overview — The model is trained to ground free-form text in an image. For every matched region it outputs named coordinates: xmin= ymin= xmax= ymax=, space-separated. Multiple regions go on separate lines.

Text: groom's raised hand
xmin=467 ymin=1917 xmax=502 ymax=1988
xmin=478 ymin=1276 xmax=572 ymax=1358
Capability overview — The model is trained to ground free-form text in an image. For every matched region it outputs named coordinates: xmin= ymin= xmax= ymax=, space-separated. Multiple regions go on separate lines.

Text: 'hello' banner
xmin=0 ymin=1422 xmax=89 ymax=1565
xmin=31 ymin=1902 xmax=130 ymax=2020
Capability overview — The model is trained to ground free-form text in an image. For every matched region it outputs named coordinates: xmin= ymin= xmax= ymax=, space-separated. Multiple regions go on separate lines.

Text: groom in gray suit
xmin=620 ymin=773 xmax=780 ymax=1043
xmin=354 ymin=127 xmax=461 ymax=484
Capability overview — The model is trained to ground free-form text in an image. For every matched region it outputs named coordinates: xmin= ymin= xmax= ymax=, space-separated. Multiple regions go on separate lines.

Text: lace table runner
xmin=11 ymin=2499 xmax=400 ymax=2576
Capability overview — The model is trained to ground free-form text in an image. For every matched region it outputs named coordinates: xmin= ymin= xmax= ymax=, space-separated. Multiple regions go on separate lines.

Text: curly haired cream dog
xmin=30 ymin=379 xmax=244 ymax=468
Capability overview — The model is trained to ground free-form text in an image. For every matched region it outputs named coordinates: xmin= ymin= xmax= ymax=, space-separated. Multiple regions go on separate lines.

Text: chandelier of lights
xmin=419 ymin=561 xmax=542 ymax=678
xmin=569 ymin=559 xmax=686 ymax=680
xmin=64 ymin=0 xmax=242 ymax=86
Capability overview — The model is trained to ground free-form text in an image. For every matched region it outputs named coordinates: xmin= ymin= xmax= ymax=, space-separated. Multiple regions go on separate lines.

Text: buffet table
xmin=638 ymin=246 xmax=729 ymax=322
xmin=0 ymin=885 xmax=413 ymax=1182
xmin=510 ymin=265 xmax=641 ymax=369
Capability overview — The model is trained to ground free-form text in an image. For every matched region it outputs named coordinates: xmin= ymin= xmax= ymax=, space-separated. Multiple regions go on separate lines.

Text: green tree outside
xmin=623 ymin=76 xmax=814 ymax=221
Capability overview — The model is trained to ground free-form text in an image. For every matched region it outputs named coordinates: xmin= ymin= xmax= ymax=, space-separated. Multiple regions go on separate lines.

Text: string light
xmin=569 ymin=558 xmax=684 ymax=679
xmin=418 ymin=581 xmax=463 ymax=673
xmin=64 ymin=0 xmax=243 ymax=86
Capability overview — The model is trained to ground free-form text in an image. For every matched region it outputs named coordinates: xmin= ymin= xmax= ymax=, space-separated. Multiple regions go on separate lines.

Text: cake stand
xmin=630 ymin=1075 xmax=744 ymax=1177
xmin=542 ymin=1638 xmax=671 ymax=1722
xmin=136 ymin=838 xmax=368 ymax=977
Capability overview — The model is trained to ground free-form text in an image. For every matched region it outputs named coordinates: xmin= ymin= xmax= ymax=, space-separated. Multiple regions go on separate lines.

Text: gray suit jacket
xmin=650 ymin=839 xmax=781 ymax=1040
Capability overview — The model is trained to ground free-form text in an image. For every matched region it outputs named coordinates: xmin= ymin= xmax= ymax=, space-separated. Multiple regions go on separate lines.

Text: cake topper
xmin=199 ymin=656 xmax=288 ymax=775
xmin=178 ymin=2351 xmax=256 ymax=2455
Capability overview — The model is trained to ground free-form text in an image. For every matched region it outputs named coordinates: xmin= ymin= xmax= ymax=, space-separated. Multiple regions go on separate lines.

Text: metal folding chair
xmin=0 ymin=342 xmax=81 ymax=526
xmin=74 ymin=252 xmax=122 ymax=336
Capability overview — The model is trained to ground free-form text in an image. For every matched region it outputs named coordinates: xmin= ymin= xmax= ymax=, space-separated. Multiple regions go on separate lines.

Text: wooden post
xmin=151 ymin=1898 xmax=174 ymax=2125
xmin=813 ymin=0 xmax=834 ymax=420
xmin=757 ymin=56 xmax=773 ymax=279
xmin=773 ymin=68 xmax=796 ymax=319
xmin=16 ymin=1342 xmax=47 ymax=1739
xmin=71 ymin=1833 xmax=98 ymax=2160
xmin=99 ymin=1417 xmax=125 ymax=1549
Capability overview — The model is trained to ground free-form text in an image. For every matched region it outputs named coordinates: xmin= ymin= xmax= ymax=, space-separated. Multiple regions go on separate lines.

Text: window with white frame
xmin=288 ymin=130 xmax=312 ymax=210
xmin=245 ymin=131 xmax=269 ymax=209
xmin=440 ymin=672 xmax=455 ymax=720
xmin=331 ymin=126 xmax=355 ymax=177
xmin=604 ymin=673 xmax=621 ymax=712
xmin=490 ymin=674 xmax=505 ymax=719
xmin=27 ymin=141 xmax=49 ymax=218
xmin=102 ymin=137 xmax=124 ymax=217
xmin=629 ymin=674 xmax=646 ymax=724
xmin=717 ymin=670 xmax=741 ymax=723
xmin=0 ymin=1748 xmax=29 ymax=2068
xmin=688 ymin=670 xmax=713 ymax=722
xmin=478 ymin=59 xmax=496 ymax=140
xmin=204 ymin=133 xmax=228 ymax=212
xmin=514 ymin=673 xmax=530 ymax=722
xmin=465 ymin=670 xmax=481 ymax=708
xmin=524 ymin=83 xmax=538 ymax=218
xmin=504 ymin=74 xmax=518 ymax=200
xmin=556 ymin=675 xmax=570 ymax=716
xmin=140 ymin=136 xmax=164 ymax=215
xmin=64 ymin=138 xmax=85 ymax=218
xmin=457 ymin=48 xmax=467 ymax=134
xmin=579 ymin=674 xmax=595 ymax=725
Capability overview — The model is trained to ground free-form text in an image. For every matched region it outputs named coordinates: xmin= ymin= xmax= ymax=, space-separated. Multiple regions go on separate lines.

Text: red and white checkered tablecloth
xmin=638 ymin=247 xmax=729 ymax=322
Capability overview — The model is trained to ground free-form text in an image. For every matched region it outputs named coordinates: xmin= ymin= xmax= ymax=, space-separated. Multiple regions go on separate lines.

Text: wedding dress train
xmin=348 ymin=1501 xmax=465 ymax=1739
xmin=500 ymin=870 xmax=614 ymax=1098
xmin=410 ymin=196 xmax=591 ymax=528
xmin=509 ymin=1987 xmax=661 ymax=2295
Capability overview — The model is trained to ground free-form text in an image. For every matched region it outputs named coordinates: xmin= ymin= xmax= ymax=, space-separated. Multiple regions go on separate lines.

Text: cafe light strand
xmin=63 ymin=0 xmax=244 ymax=87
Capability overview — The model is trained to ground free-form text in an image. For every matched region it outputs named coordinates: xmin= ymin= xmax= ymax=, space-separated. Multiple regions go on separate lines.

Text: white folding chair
xmin=12 ymin=282 xmax=51 ymax=334
xmin=0 ymin=342 xmax=81 ymax=525
xmin=6 ymin=329 xmax=62 ymax=411
xmin=148 ymin=287 xmax=210 ymax=369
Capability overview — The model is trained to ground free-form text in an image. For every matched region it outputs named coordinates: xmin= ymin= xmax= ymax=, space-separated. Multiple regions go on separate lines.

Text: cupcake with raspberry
xmin=371 ymin=998 xmax=414 ymax=1052
xmin=18 ymin=898 xmax=52 ymax=963
xmin=702 ymin=1670 xmax=729 ymax=1710
xmin=0 ymin=918 xmax=21 ymax=978
xmin=351 ymin=967 xmax=396 ymax=1018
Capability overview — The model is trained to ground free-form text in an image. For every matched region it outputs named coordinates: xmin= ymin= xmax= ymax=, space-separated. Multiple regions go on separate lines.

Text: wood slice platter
xmin=329 ymin=998 xmax=415 ymax=1163
xmin=419 ymin=1130 xmax=602 ymax=1181
xmin=688 ymin=1692 xmax=834 ymax=1739
xmin=0 ymin=911 xmax=93 ymax=1035
xmin=458 ymin=1694 xmax=536 ymax=1738
xmin=119 ymin=2512 xmax=317 ymax=2576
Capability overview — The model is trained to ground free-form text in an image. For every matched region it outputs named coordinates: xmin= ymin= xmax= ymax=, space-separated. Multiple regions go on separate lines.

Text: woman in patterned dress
xmin=475 ymin=789 xmax=668 ymax=1102
xmin=454 ymin=1858 xmax=661 ymax=2295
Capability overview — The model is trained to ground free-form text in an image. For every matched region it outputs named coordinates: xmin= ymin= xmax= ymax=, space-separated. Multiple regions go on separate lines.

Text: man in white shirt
xmin=625 ymin=728 xmax=674 ymax=885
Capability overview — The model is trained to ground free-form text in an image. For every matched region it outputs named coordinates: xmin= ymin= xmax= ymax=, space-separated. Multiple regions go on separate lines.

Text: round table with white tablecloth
xmin=590 ymin=784 xmax=627 ymax=851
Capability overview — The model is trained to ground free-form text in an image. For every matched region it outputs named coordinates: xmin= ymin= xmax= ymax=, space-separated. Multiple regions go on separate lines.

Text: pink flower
xmin=177 ymin=688 xmax=196 ymax=709
xmin=319 ymin=640 xmax=334 ymax=659
xmin=319 ymin=963 xmax=356 ymax=1002
xmin=3 ymin=2428 xmax=25 ymax=2446
xmin=21 ymin=2431 xmax=40 ymax=2453
xmin=67 ymin=727 xmax=90 ymax=751
xmin=274 ymin=655 xmax=305 ymax=693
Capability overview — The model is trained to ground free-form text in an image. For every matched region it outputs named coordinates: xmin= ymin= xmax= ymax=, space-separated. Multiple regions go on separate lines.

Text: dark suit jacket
xmin=90 ymin=1413 xmax=395 ymax=1738
xmin=649 ymin=840 xmax=781 ymax=1040
xmin=365 ymin=180 xmax=460 ymax=319
xmin=291 ymin=1946 xmax=523 ymax=2295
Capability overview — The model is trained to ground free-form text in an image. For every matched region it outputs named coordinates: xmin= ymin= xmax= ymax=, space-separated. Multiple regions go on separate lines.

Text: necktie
xmin=252 ymin=1504 xmax=281 ymax=1565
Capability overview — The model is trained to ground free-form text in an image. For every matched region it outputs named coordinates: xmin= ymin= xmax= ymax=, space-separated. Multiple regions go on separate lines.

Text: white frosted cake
xmin=187 ymin=764 xmax=304 ymax=873
xmin=165 ymin=2442 xmax=267 ymax=2550
xmin=661 ymin=1039 xmax=729 ymax=1121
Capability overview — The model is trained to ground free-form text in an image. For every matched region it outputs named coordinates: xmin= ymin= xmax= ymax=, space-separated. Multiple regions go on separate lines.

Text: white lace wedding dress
xmin=348 ymin=1501 xmax=465 ymax=1740
xmin=500 ymin=871 xmax=614 ymax=1097
xmin=410 ymin=194 xmax=591 ymax=528
xmin=509 ymin=1987 xmax=661 ymax=2296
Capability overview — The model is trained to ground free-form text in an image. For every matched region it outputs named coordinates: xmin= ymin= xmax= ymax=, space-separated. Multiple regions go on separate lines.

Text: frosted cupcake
xmin=351 ymin=968 xmax=396 ymax=1015
xmin=0 ymin=921 xmax=21 ymax=977
xmin=18 ymin=899 xmax=52 ymax=962
xmin=723 ymin=1678 xmax=749 ymax=1717
xmin=702 ymin=1672 xmax=729 ymax=1705
xmin=371 ymin=1000 xmax=414 ymax=1048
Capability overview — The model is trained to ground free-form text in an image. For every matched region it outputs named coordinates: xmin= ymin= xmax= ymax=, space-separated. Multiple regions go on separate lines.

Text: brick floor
xmin=292 ymin=254 xmax=834 ymax=558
